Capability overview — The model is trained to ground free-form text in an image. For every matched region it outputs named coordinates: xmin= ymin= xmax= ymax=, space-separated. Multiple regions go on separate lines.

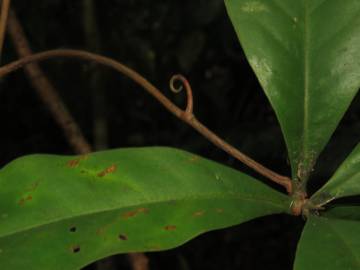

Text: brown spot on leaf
xmin=67 ymin=155 xmax=89 ymax=168
xmin=164 ymin=225 xmax=176 ymax=231
xmin=193 ymin=210 xmax=205 ymax=217
xmin=122 ymin=208 xmax=149 ymax=219
xmin=71 ymin=245 xmax=80 ymax=253
xmin=67 ymin=159 xmax=80 ymax=168
xmin=98 ymin=164 xmax=117 ymax=177
xmin=122 ymin=210 xmax=137 ymax=219
xmin=18 ymin=195 xmax=33 ymax=206
xmin=69 ymin=226 xmax=77 ymax=232
xmin=118 ymin=234 xmax=128 ymax=240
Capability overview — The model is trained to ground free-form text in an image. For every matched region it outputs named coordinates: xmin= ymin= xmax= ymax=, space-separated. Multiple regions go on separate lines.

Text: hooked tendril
xmin=169 ymin=74 xmax=193 ymax=115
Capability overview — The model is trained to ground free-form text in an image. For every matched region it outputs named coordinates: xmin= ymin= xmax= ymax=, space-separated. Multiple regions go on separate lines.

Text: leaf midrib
xmin=0 ymin=192 xmax=289 ymax=239
xmin=300 ymin=0 xmax=310 ymax=178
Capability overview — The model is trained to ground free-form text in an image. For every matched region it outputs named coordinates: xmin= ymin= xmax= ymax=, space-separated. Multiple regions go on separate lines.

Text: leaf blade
xmin=294 ymin=215 xmax=360 ymax=270
xmin=311 ymin=143 xmax=360 ymax=206
xmin=0 ymin=147 xmax=290 ymax=269
xmin=225 ymin=0 xmax=360 ymax=180
xmin=323 ymin=205 xmax=360 ymax=221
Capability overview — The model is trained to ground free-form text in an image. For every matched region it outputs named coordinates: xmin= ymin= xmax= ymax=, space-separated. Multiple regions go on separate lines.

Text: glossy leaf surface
xmin=311 ymin=143 xmax=360 ymax=206
xmin=294 ymin=215 xmax=360 ymax=270
xmin=225 ymin=0 xmax=360 ymax=180
xmin=0 ymin=147 xmax=290 ymax=269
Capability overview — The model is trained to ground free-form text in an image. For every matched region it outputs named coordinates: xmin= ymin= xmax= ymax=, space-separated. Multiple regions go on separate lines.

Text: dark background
xmin=0 ymin=1 xmax=359 ymax=269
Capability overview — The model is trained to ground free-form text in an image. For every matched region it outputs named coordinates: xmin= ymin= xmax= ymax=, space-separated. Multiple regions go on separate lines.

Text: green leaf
xmin=311 ymin=143 xmax=360 ymax=206
xmin=294 ymin=215 xmax=360 ymax=270
xmin=224 ymin=0 xmax=360 ymax=180
xmin=0 ymin=147 xmax=290 ymax=269
xmin=323 ymin=205 xmax=360 ymax=221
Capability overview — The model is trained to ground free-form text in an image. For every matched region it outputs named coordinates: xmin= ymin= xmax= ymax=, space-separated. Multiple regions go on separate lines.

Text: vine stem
xmin=0 ymin=49 xmax=292 ymax=193
xmin=0 ymin=0 xmax=11 ymax=59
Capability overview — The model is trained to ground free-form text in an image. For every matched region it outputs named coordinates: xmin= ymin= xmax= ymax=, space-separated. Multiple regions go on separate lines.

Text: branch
xmin=0 ymin=0 xmax=11 ymax=60
xmin=0 ymin=48 xmax=293 ymax=193
xmin=7 ymin=10 xmax=91 ymax=154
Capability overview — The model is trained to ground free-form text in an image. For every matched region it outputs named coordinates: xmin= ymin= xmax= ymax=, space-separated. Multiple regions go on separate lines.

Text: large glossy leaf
xmin=0 ymin=147 xmax=290 ymax=269
xmin=294 ymin=215 xmax=360 ymax=270
xmin=225 ymin=0 xmax=360 ymax=180
xmin=311 ymin=143 xmax=360 ymax=206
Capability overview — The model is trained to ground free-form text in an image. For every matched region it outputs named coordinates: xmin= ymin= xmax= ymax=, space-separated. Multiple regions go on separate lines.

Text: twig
xmin=128 ymin=253 xmax=149 ymax=270
xmin=0 ymin=0 xmax=11 ymax=60
xmin=0 ymin=48 xmax=293 ymax=193
xmin=6 ymin=10 xmax=91 ymax=154
xmin=6 ymin=10 xmax=150 ymax=270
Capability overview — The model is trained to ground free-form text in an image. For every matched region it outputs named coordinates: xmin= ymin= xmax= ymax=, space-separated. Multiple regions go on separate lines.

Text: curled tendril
xmin=169 ymin=74 xmax=193 ymax=115
xmin=169 ymin=77 xmax=183 ymax=93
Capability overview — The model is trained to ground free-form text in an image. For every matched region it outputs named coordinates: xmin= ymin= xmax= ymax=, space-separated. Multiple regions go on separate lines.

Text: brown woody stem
xmin=7 ymin=11 xmax=91 ymax=154
xmin=0 ymin=0 xmax=11 ymax=59
xmin=0 ymin=49 xmax=292 ymax=193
